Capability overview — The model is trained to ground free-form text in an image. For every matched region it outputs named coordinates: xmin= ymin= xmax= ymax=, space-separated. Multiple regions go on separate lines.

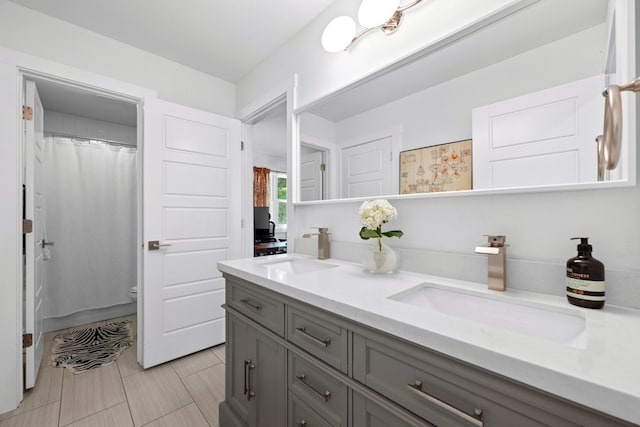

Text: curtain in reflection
xmin=253 ymin=166 xmax=270 ymax=206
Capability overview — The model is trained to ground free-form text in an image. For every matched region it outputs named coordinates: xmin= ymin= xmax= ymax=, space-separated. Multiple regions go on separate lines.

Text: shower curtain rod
xmin=44 ymin=131 xmax=136 ymax=148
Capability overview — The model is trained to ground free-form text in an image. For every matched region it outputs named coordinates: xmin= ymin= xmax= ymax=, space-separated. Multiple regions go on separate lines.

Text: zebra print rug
xmin=51 ymin=320 xmax=133 ymax=374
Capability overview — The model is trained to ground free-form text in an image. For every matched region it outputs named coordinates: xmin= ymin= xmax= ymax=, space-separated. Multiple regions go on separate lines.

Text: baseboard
xmin=219 ymin=401 xmax=247 ymax=427
xmin=44 ymin=303 xmax=137 ymax=332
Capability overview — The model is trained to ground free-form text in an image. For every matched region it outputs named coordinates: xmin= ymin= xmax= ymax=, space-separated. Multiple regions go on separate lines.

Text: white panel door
xmin=142 ymin=98 xmax=241 ymax=368
xmin=341 ymin=137 xmax=392 ymax=198
xmin=472 ymin=75 xmax=604 ymax=189
xmin=300 ymin=150 xmax=323 ymax=201
xmin=24 ymin=79 xmax=47 ymax=389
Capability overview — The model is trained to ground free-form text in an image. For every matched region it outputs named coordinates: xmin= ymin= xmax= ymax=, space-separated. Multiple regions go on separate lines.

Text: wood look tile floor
xmin=0 ymin=315 xmax=226 ymax=427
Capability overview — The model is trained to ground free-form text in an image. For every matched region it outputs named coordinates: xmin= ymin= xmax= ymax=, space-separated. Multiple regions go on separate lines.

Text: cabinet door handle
xmin=244 ymin=359 xmax=255 ymax=401
xmin=296 ymin=374 xmax=331 ymax=402
xmin=296 ymin=326 xmax=331 ymax=347
xmin=240 ymin=298 xmax=263 ymax=312
xmin=407 ymin=380 xmax=483 ymax=427
xmin=296 ymin=420 xmax=307 ymax=427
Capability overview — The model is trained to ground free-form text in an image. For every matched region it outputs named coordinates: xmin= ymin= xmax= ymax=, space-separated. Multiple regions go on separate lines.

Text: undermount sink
xmin=389 ymin=284 xmax=586 ymax=345
xmin=258 ymin=257 xmax=339 ymax=275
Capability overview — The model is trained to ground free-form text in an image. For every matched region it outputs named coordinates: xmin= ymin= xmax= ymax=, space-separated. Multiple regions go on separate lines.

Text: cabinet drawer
xmin=289 ymin=351 xmax=348 ymax=427
xmin=353 ymin=333 xmax=557 ymax=427
xmin=226 ymin=278 xmax=285 ymax=336
xmin=289 ymin=391 xmax=335 ymax=427
xmin=287 ymin=305 xmax=348 ymax=373
xmin=352 ymin=391 xmax=433 ymax=427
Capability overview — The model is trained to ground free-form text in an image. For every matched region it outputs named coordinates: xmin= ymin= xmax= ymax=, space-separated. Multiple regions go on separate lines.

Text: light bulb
xmin=357 ymin=0 xmax=400 ymax=28
xmin=322 ymin=16 xmax=356 ymax=53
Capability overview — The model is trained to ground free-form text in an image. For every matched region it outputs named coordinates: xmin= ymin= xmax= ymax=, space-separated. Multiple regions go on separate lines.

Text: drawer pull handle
xmin=296 ymin=374 xmax=331 ymax=402
xmin=296 ymin=327 xmax=331 ymax=347
xmin=240 ymin=298 xmax=263 ymax=312
xmin=407 ymin=380 xmax=483 ymax=427
xmin=296 ymin=420 xmax=307 ymax=427
xmin=244 ymin=359 xmax=256 ymax=401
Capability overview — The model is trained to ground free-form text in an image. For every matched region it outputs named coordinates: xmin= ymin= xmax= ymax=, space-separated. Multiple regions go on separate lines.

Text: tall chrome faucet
xmin=303 ymin=227 xmax=330 ymax=260
xmin=475 ymin=235 xmax=507 ymax=291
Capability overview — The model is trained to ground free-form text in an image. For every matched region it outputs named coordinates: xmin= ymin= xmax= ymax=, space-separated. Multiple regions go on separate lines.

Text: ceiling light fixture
xmin=322 ymin=0 xmax=424 ymax=53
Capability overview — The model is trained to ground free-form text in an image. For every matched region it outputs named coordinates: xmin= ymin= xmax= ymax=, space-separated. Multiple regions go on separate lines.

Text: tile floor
xmin=0 ymin=315 xmax=226 ymax=427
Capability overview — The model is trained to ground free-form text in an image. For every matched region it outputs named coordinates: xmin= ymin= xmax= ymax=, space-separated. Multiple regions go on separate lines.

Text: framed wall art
xmin=399 ymin=139 xmax=472 ymax=194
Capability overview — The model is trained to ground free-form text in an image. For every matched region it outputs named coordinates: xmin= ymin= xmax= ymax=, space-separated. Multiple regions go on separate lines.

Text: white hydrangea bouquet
xmin=358 ymin=199 xmax=404 ymax=251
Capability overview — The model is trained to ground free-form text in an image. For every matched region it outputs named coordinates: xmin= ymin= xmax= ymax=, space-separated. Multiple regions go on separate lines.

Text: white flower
xmin=359 ymin=199 xmax=397 ymax=231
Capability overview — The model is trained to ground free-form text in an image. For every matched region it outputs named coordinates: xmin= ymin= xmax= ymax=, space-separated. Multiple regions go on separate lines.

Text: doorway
xmin=22 ymin=74 xmax=140 ymax=389
xmin=245 ymin=99 xmax=289 ymax=257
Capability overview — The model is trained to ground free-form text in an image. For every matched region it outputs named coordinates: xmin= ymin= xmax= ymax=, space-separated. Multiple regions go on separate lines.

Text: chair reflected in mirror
xmin=254 ymin=206 xmax=287 ymax=256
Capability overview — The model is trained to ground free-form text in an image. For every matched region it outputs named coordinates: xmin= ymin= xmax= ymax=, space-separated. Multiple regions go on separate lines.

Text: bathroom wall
xmin=0 ymin=0 xmax=236 ymax=116
xmin=45 ymin=111 xmax=137 ymax=146
xmin=240 ymin=0 xmax=640 ymax=309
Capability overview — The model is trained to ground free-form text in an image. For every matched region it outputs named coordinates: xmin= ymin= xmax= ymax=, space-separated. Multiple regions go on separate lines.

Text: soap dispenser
xmin=566 ymin=237 xmax=605 ymax=309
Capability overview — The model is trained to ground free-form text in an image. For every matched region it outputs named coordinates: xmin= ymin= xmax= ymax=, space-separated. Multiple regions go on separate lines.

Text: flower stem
xmin=378 ymin=238 xmax=382 ymax=252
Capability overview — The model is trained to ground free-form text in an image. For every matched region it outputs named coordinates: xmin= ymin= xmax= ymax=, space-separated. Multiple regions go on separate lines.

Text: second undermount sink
xmin=258 ymin=257 xmax=339 ymax=275
xmin=389 ymin=284 xmax=586 ymax=345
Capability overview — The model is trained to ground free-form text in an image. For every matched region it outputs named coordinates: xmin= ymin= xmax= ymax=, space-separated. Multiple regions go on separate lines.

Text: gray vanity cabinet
xmin=289 ymin=391 xmax=335 ymax=427
xmin=352 ymin=391 xmax=434 ymax=427
xmin=221 ymin=277 xmax=287 ymax=427
xmin=219 ymin=273 xmax=633 ymax=427
xmin=225 ymin=312 xmax=287 ymax=427
xmin=288 ymin=351 xmax=348 ymax=426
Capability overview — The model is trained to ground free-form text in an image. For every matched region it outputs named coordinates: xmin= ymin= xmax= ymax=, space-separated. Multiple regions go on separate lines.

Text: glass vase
xmin=363 ymin=239 xmax=398 ymax=274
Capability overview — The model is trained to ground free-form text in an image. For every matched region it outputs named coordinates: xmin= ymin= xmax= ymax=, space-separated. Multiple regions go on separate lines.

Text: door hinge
xmin=22 ymin=105 xmax=33 ymax=121
xmin=23 ymin=219 xmax=33 ymax=234
xmin=22 ymin=333 xmax=33 ymax=349
xmin=320 ymin=163 xmax=326 ymax=172
xmin=241 ymin=141 xmax=245 ymax=151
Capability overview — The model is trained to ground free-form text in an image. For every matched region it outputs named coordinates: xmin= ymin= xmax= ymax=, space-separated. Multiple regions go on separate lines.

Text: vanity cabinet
xmin=225 ymin=313 xmax=286 ymax=427
xmin=352 ymin=391 xmax=434 ymax=427
xmin=288 ymin=351 xmax=348 ymax=426
xmin=287 ymin=304 xmax=349 ymax=374
xmin=219 ymin=274 xmax=633 ymax=427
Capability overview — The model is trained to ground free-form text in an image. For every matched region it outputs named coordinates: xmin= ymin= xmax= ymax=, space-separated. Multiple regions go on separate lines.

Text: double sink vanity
xmin=217 ymin=254 xmax=640 ymax=426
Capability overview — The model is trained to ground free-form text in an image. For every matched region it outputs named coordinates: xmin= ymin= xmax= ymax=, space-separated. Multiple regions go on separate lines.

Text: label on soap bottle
xmin=566 ymin=276 xmax=605 ymax=302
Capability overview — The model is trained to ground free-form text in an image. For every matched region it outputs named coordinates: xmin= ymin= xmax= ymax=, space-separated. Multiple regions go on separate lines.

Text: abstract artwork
xmin=400 ymin=139 xmax=472 ymax=194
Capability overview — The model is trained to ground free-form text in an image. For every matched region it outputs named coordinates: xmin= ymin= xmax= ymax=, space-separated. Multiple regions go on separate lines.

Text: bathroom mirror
xmin=296 ymin=0 xmax=636 ymax=201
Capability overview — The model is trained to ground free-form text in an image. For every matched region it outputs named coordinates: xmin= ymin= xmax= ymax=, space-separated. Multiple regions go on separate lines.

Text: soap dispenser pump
xmin=566 ymin=237 xmax=605 ymax=309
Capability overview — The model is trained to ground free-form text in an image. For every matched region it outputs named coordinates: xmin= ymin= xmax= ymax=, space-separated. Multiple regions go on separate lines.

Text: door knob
xmin=41 ymin=239 xmax=55 ymax=248
xmin=148 ymin=240 xmax=173 ymax=250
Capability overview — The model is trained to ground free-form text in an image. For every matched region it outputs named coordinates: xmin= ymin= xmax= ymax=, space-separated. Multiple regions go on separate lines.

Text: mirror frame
xmin=292 ymin=0 xmax=637 ymax=205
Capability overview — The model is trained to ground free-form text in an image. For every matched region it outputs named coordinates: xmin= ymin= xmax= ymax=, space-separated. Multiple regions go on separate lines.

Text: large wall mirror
xmin=296 ymin=0 xmax=636 ymax=202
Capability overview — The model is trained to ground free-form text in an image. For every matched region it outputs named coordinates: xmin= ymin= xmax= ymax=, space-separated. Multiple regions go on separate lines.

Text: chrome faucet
xmin=475 ymin=235 xmax=507 ymax=291
xmin=303 ymin=227 xmax=330 ymax=260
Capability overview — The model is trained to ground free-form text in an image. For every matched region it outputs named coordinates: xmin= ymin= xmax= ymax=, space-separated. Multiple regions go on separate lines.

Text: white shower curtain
xmin=44 ymin=136 xmax=137 ymax=318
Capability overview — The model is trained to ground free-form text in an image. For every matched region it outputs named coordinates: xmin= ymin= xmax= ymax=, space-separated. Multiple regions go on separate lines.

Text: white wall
xmin=253 ymin=151 xmax=286 ymax=173
xmin=0 ymin=59 xmax=21 ymax=415
xmin=45 ymin=111 xmax=137 ymax=146
xmin=0 ymin=0 xmax=236 ymax=116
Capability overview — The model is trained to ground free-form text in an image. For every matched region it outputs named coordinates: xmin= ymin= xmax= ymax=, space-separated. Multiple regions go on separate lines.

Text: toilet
xmin=129 ymin=286 xmax=138 ymax=302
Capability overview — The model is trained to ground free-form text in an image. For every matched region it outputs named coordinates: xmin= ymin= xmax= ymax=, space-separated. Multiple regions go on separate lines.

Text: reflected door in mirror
xmin=342 ymin=136 xmax=393 ymax=198
xmin=300 ymin=150 xmax=324 ymax=201
xmin=472 ymin=75 xmax=604 ymax=189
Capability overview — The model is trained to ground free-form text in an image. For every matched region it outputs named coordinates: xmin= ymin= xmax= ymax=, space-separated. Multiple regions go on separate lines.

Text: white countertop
xmin=218 ymin=253 xmax=640 ymax=424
